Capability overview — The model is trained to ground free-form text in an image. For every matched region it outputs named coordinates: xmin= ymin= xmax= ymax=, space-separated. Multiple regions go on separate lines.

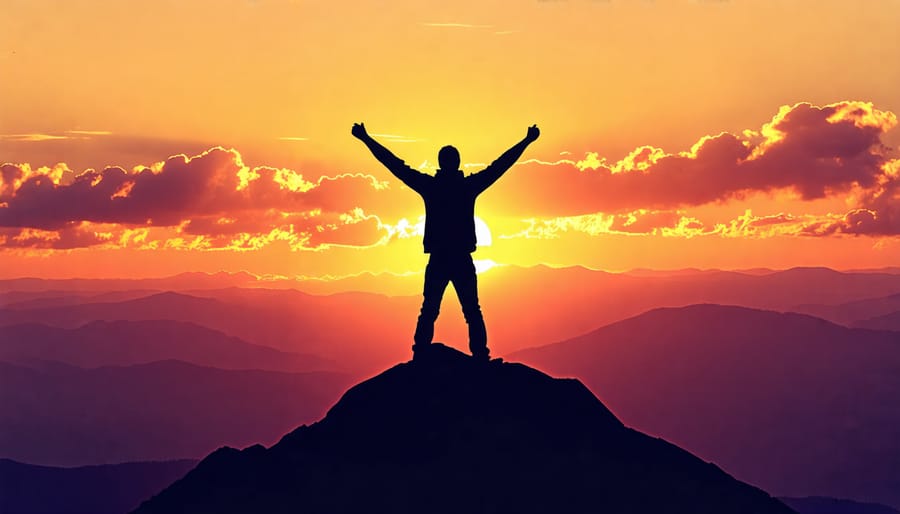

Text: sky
xmin=2 ymin=0 xmax=900 ymax=278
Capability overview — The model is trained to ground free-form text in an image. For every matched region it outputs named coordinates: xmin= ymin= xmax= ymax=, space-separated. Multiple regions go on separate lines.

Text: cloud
xmin=0 ymin=134 xmax=70 ymax=142
xmin=609 ymin=210 xmax=683 ymax=233
xmin=491 ymin=101 xmax=897 ymax=217
xmin=4 ymin=101 xmax=899 ymax=251
xmin=305 ymin=209 xmax=390 ymax=249
xmin=66 ymin=130 xmax=113 ymax=136
xmin=799 ymin=157 xmax=900 ymax=235
xmin=370 ymin=133 xmax=423 ymax=144
xmin=498 ymin=205 xmax=900 ymax=242
xmin=0 ymin=162 xmax=74 ymax=199
xmin=500 ymin=209 xmax=707 ymax=239
xmin=422 ymin=23 xmax=493 ymax=29
xmin=0 ymin=131 xmax=113 ymax=141
xmin=493 ymin=101 xmax=900 ymax=239
xmin=421 ymin=22 xmax=516 ymax=36
xmin=0 ymin=147 xmax=406 ymax=250
xmin=0 ymin=147 xmax=393 ymax=229
xmin=0 ymin=223 xmax=115 ymax=250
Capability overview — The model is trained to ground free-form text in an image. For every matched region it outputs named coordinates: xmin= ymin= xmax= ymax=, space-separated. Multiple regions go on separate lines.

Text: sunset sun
xmin=474 ymin=215 xmax=492 ymax=247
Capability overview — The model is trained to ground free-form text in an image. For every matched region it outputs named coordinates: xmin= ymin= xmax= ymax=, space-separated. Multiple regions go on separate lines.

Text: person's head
xmin=438 ymin=145 xmax=460 ymax=171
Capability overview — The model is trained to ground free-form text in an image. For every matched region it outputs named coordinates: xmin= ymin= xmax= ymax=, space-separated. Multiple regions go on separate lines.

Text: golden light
xmin=474 ymin=259 xmax=499 ymax=274
xmin=474 ymin=216 xmax=492 ymax=247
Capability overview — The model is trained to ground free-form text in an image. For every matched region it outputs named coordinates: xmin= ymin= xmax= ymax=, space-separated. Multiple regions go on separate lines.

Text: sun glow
xmin=474 ymin=216 xmax=492 ymax=247
xmin=474 ymin=259 xmax=499 ymax=274
xmin=3 ymin=0 xmax=900 ymax=277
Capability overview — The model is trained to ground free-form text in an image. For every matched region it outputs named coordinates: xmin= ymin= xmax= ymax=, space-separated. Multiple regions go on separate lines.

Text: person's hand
xmin=352 ymin=122 xmax=368 ymax=140
xmin=526 ymin=124 xmax=540 ymax=142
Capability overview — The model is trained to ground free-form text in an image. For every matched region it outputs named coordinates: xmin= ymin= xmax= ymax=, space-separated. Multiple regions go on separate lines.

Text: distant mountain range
xmin=782 ymin=497 xmax=900 ymax=514
xmin=510 ymin=304 xmax=900 ymax=509
xmin=0 ymin=289 xmax=162 ymax=310
xmin=6 ymin=266 xmax=900 ymax=368
xmin=0 ymin=458 xmax=197 ymax=514
xmin=0 ymin=319 xmax=335 ymax=372
xmin=0 ymin=290 xmax=419 ymax=371
xmin=4 ymin=267 xmax=900 ymax=506
xmin=853 ymin=310 xmax=900 ymax=331
xmin=134 ymin=344 xmax=794 ymax=514
xmin=5 ymin=456 xmax=895 ymax=514
xmin=0 ymin=359 xmax=353 ymax=466
xmin=0 ymin=271 xmax=258 ymax=293
xmin=792 ymin=292 xmax=900 ymax=327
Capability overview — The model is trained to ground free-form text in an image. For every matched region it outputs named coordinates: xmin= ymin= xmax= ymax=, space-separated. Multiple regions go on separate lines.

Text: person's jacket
xmin=368 ymin=147 xmax=522 ymax=254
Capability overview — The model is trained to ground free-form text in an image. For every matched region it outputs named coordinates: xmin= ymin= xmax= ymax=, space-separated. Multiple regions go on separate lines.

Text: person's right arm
xmin=352 ymin=122 xmax=429 ymax=193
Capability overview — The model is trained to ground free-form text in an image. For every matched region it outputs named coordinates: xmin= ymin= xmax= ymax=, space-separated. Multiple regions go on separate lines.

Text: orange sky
xmin=2 ymin=0 xmax=900 ymax=278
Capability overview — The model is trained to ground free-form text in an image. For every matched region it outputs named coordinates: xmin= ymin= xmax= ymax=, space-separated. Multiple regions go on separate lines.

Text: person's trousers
xmin=413 ymin=252 xmax=488 ymax=357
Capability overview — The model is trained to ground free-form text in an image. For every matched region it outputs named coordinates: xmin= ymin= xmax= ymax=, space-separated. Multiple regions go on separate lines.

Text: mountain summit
xmin=134 ymin=343 xmax=793 ymax=513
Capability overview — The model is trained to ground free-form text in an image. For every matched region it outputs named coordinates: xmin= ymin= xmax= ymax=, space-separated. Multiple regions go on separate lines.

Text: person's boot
xmin=413 ymin=316 xmax=437 ymax=362
xmin=467 ymin=317 xmax=489 ymax=362
xmin=471 ymin=346 xmax=490 ymax=362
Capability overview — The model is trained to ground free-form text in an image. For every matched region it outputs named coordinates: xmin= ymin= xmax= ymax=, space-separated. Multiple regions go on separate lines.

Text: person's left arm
xmin=469 ymin=125 xmax=540 ymax=194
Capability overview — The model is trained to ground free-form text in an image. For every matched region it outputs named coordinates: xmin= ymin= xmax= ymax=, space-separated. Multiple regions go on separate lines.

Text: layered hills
xmin=510 ymin=304 xmax=900 ymax=508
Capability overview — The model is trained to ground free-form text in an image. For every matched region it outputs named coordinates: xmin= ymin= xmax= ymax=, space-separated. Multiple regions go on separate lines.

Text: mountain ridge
xmin=135 ymin=343 xmax=793 ymax=514
xmin=0 ymin=359 xmax=354 ymax=466
xmin=0 ymin=319 xmax=336 ymax=372
xmin=509 ymin=303 xmax=900 ymax=509
xmin=0 ymin=458 xmax=198 ymax=514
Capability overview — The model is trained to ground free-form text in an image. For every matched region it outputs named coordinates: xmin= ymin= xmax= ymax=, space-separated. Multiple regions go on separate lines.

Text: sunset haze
xmin=2 ymin=0 xmax=900 ymax=278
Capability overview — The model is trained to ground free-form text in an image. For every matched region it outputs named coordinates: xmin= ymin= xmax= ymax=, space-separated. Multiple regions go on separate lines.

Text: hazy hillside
xmin=0 ymin=290 xmax=418 ymax=371
xmin=0 ymin=359 xmax=353 ymax=466
xmin=510 ymin=304 xmax=900 ymax=508
xmin=792 ymin=293 xmax=900 ymax=326
xmin=0 ymin=320 xmax=335 ymax=372
xmin=0 ymin=458 xmax=197 ymax=514
xmin=854 ymin=311 xmax=900 ymax=332
xmin=0 ymin=289 xmax=161 ymax=310
xmin=0 ymin=272 xmax=258 ymax=293
xmin=781 ymin=497 xmax=900 ymax=514
xmin=6 ymin=267 xmax=900 ymax=367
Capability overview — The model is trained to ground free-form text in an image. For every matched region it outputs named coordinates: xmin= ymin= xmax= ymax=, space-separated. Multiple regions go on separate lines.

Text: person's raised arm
xmin=469 ymin=124 xmax=540 ymax=194
xmin=352 ymin=122 xmax=428 ymax=193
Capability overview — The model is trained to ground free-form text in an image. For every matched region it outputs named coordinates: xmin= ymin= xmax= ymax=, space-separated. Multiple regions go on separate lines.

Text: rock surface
xmin=135 ymin=343 xmax=794 ymax=514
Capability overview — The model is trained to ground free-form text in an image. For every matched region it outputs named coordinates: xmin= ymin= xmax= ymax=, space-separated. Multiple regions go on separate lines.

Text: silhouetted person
xmin=353 ymin=122 xmax=540 ymax=360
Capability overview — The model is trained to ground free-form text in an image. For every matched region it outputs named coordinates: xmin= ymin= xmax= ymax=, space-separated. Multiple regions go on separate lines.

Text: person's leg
xmin=450 ymin=254 xmax=488 ymax=360
xmin=414 ymin=254 xmax=450 ymax=352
